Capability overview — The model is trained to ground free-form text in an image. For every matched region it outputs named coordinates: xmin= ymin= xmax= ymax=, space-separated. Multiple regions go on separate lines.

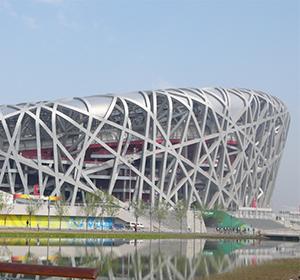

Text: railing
xmin=230 ymin=208 xmax=276 ymax=220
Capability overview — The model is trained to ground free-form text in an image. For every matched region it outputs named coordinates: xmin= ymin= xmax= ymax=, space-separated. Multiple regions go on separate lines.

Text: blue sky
xmin=0 ymin=0 xmax=299 ymax=210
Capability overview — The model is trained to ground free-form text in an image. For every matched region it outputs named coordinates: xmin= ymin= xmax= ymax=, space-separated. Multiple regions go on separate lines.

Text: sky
xmin=0 ymin=0 xmax=299 ymax=211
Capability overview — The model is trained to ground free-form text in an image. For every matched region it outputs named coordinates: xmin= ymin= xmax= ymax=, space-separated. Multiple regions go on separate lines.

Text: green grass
xmin=202 ymin=258 xmax=300 ymax=280
xmin=0 ymin=229 xmax=261 ymax=240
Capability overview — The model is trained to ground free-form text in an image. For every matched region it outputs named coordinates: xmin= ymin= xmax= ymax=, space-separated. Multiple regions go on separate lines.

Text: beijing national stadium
xmin=0 ymin=87 xmax=290 ymax=211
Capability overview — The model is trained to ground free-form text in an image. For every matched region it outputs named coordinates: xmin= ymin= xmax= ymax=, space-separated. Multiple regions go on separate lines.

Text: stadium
xmin=0 ymin=87 xmax=290 ymax=211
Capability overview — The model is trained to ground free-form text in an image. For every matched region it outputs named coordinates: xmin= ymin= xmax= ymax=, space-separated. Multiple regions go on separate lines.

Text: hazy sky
xmin=0 ymin=0 xmax=299 ymax=211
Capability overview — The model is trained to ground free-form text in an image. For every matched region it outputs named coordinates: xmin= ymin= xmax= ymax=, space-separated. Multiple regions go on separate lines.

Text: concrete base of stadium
xmin=1 ymin=203 xmax=207 ymax=233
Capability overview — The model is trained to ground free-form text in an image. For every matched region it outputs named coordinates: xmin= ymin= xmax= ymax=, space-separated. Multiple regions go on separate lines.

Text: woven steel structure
xmin=0 ymin=88 xmax=290 ymax=209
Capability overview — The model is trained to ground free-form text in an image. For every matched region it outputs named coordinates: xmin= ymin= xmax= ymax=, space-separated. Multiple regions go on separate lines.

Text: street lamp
xmin=149 ymin=205 xmax=152 ymax=232
xmin=193 ymin=207 xmax=196 ymax=233
xmin=47 ymin=198 xmax=50 ymax=230
xmin=129 ymin=167 xmax=132 ymax=205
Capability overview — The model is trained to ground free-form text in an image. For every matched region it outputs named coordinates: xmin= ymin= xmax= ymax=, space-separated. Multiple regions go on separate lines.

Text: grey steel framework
xmin=0 ymin=88 xmax=290 ymax=209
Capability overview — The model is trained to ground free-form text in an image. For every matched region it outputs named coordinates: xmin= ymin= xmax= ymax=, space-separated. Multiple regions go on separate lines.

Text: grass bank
xmin=203 ymin=258 xmax=300 ymax=280
xmin=0 ymin=228 xmax=261 ymax=240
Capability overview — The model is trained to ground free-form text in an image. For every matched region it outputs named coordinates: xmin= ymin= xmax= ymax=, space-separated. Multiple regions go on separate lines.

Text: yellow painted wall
xmin=0 ymin=214 xmax=67 ymax=229
xmin=0 ymin=215 xmax=113 ymax=230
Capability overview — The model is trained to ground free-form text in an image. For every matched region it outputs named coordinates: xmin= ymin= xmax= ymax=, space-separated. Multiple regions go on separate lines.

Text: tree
xmin=153 ymin=200 xmax=169 ymax=232
xmin=80 ymin=190 xmax=107 ymax=231
xmin=131 ymin=200 xmax=146 ymax=231
xmin=82 ymin=192 xmax=98 ymax=231
xmin=93 ymin=190 xmax=106 ymax=230
xmin=55 ymin=251 xmax=71 ymax=266
xmin=54 ymin=200 xmax=69 ymax=230
xmin=174 ymin=199 xmax=188 ymax=233
xmin=0 ymin=192 xmax=14 ymax=226
xmin=147 ymin=203 xmax=154 ymax=232
xmin=0 ymin=192 xmax=4 ymax=213
xmin=213 ymin=203 xmax=224 ymax=211
xmin=192 ymin=203 xmax=205 ymax=233
xmin=105 ymin=194 xmax=120 ymax=230
xmin=25 ymin=199 xmax=41 ymax=229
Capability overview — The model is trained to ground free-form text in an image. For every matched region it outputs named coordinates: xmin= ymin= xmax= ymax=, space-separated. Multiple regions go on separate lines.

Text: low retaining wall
xmin=0 ymin=214 xmax=115 ymax=230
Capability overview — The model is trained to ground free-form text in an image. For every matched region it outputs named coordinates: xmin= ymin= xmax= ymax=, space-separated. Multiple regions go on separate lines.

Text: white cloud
xmin=0 ymin=1 xmax=38 ymax=29
xmin=22 ymin=16 xmax=39 ymax=29
xmin=57 ymin=11 xmax=78 ymax=30
xmin=153 ymin=79 xmax=176 ymax=90
xmin=35 ymin=0 xmax=64 ymax=4
xmin=0 ymin=0 xmax=18 ymax=17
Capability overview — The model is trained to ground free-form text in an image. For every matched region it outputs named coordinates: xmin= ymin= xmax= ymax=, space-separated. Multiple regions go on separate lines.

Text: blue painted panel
xmin=68 ymin=216 xmax=113 ymax=230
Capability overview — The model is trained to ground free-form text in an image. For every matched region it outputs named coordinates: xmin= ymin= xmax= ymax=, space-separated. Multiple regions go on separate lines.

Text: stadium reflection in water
xmin=0 ymin=238 xmax=299 ymax=279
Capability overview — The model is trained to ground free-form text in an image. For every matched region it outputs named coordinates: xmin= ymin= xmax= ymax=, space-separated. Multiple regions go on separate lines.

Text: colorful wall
xmin=0 ymin=214 xmax=114 ymax=230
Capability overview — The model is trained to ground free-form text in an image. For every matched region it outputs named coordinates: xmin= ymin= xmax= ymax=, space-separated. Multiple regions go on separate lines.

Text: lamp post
xmin=200 ymin=214 xmax=202 ymax=233
xmin=193 ymin=208 xmax=196 ymax=233
xmin=47 ymin=198 xmax=50 ymax=230
xmin=129 ymin=167 xmax=132 ymax=205
xmin=149 ymin=205 xmax=152 ymax=232
xmin=129 ymin=148 xmax=136 ymax=205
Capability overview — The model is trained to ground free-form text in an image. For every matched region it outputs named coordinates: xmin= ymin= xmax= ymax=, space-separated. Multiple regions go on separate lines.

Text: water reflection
xmin=0 ymin=238 xmax=299 ymax=279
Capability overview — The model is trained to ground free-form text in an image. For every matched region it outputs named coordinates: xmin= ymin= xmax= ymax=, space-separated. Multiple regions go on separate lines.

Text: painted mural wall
xmin=0 ymin=215 xmax=114 ymax=230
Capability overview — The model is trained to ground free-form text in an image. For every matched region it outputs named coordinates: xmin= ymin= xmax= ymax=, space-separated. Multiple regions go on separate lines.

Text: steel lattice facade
xmin=0 ymin=88 xmax=290 ymax=209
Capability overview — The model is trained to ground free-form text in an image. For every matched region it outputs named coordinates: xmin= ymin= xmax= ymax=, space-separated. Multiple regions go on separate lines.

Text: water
xmin=0 ymin=238 xmax=299 ymax=279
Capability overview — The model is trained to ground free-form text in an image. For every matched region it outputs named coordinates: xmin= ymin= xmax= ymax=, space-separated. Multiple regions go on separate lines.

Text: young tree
xmin=82 ymin=192 xmax=98 ymax=231
xmin=153 ymin=200 xmax=169 ymax=232
xmin=93 ymin=189 xmax=106 ymax=231
xmin=213 ymin=203 xmax=224 ymax=211
xmin=0 ymin=192 xmax=4 ymax=213
xmin=146 ymin=202 xmax=154 ymax=232
xmin=105 ymin=194 xmax=120 ymax=230
xmin=0 ymin=192 xmax=14 ymax=226
xmin=131 ymin=200 xmax=146 ymax=231
xmin=54 ymin=200 xmax=69 ymax=230
xmin=25 ymin=199 xmax=41 ymax=229
xmin=192 ymin=203 xmax=205 ymax=233
xmin=174 ymin=199 xmax=188 ymax=233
